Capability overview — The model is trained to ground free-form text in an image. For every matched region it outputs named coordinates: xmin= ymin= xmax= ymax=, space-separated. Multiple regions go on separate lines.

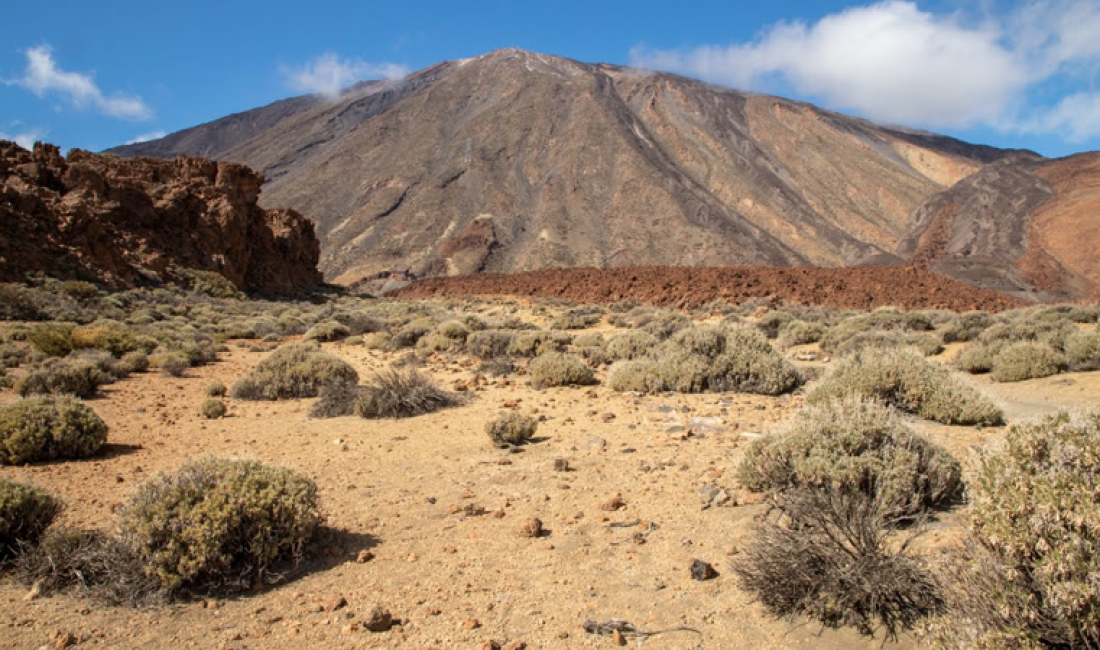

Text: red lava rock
xmin=396 ymin=266 xmax=1024 ymax=312
xmin=356 ymin=550 xmax=375 ymax=563
xmin=600 ymin=494 xmax=627 ymax=511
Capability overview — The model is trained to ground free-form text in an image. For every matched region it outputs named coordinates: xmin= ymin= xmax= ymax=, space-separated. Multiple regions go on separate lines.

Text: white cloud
xmin=125 ymin=130 xmax=167 ymax=145
xmin=629 ymin=1 xmax=1100 ymax=140
xmin=0 ymin=128 xmax=46 ymax=149
xmin=282 ymin=53 xmax=408 ymax=99
xmin=7 ymin=45 xmax=152 ymax=120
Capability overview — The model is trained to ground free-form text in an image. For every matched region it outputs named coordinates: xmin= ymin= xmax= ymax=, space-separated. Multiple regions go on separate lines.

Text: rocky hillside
xmin=111 ymin=49 xmax=1041 ymax=288
xmin=899 ymin=152 xmax=1100 ymax=300
xmin=0 ymin=141 xmax=322 ymax=294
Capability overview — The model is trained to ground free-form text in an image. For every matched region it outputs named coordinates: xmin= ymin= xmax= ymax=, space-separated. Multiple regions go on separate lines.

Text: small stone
xmin=53 ymin=632 xmax=77 ymax=649
xmin=503 ymin=642 xmax=528 ymax=650
xmin=326 ymin=596 xmax=348 ymax=612
xmin=553 ymin=458 xmax=571 ymax=471
xmin=612 ymin=629 xmax=627 ymax=645
xmin=464 ymin=618 xmax=481 ymax=630
xmin=362 ymin=604 xmax=394 ymax=632
xmin=356 ymin=550 xmax=375 ymax=563
xmin=691 ymin=559 xmax=718 ymax=581
xmin=557 ymin=631 xmax=570 ymax=639
xmin=600 ymin=494 xmax=626 ymax=511
xmin=519 ymin=517 xmax=544 ymax=538
xmin=204 ymin=598 xmax=218 ymax=609
xmin=23 ymin=580 xmax=42 ymax=601
xmin=476 ymin=642 xmax=501 ymax=650
xmin=601 ymin=413 xmax=616 ymax=423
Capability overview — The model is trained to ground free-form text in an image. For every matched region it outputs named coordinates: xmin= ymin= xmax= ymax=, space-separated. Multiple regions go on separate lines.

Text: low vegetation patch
xmin=354 ymin=368 xmax=461 ymax=419
xmin=989 ymin=341 xmax=1068 ymax=382
xmin=15 ymin=358 xmax=106 ymax=398
xmin=231 ymin=343 xmax=358 ymax=400
xmin=527 ymin=352 xmax=596 ymax=388
xmin=0 ymin=478 xmax=60 ymax=557
xmin=738 ymin=397 xmax=962 ymax=516
xmin=486 ymin=412 xmax=538 ymax=447
xmin=199 ymin=399 xmax=227 ymax=419
xmin=930 ymin=411 xmax=1100 ymax=649
xmin=0 ymin=396 xmax=108 ymax=464
xmin=808 ymin=347 xmax=1003 ymax=425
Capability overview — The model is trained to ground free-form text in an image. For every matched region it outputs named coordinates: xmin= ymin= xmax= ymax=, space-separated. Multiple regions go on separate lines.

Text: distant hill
xmin=111 ymin=48 xmax=1098 ymax=300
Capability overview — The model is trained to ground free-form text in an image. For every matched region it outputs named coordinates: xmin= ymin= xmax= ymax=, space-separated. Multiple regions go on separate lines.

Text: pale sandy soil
xmin=1 ymin=312 xmax=1096 ymax=650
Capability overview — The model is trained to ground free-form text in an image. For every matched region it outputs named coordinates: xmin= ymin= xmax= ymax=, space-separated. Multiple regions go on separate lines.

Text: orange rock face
xmin=0 ymin=141 xmax=322 ymax=294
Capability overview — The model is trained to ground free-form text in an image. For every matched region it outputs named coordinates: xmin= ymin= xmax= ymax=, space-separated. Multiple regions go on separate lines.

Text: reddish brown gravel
xmin=395 ymin=266 xmax=1027 ymax=311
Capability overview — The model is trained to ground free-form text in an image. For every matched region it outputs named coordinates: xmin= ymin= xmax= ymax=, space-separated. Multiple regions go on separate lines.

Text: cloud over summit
xmin=282 ymin=53 xmax=408 ymax=99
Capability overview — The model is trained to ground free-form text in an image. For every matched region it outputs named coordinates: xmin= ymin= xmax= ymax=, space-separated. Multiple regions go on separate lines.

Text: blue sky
xmin=2 ymin=0 xmax=1098 ymax=157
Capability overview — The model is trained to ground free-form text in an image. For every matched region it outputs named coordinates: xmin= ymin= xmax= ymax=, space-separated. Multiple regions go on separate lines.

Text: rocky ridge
xmin=0 ymin=141 xmax=323 ymax=294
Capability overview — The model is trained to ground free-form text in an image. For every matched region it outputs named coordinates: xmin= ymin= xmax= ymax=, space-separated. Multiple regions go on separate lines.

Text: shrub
xmin=808 ymin=347 xmax=1003 ymax=425
xmin=508 ymin=330 xmax=571 ymax=358
xmin=308 ymin=381 xmax=362 ymax=419
xmin=116 ymin=458 xmax=321 ymax=593
xmin=332 ymin=311 xmax=384 ymax=335
xmin=640 ymin=311 xmax=690 ymax=339
xmin=71 ymin=321 xmax=153 ymax=357
xmin=27 ymin=323 xmax=75 ymax=357
xmin=527 ymin=352 xmax=595 ymax=388
xmin=152 ymin=351 xmax=190 ymax=377
xmin=820 ymin=309 xmax=933 ymax=353
xmin=199 ymin=399 xmax=227 ymax=419
xmin=953 ymin=341 xmax=1003 ymax=374
xmin=387 ymin=323 xmax=431 ymax=349
xmin=303 ymin=321 xmax=350 ymax=343
xmin=466 ymin=330 xmax=515 ymax=358
xmin=738 ymin=398 xmax=962 ymax=516
xmin=205 ymin=382 xmax=227 ymax=397
xmin=835 ymin=331 xmax=944 ymax=357
xmin=776 ymin=320 xmax=825 ymax=348
xmin=486 ymin=412 xmax=538 ymax=446
xmin=0 ymin=342 xmax=29 ymax=368
xmin=755 ymin=310 xmax=794 ymax=339
xmin=477 ymin=357 xmax=515 ymax=377
xmin=550 ymin=307 xmax=603 ymax=330
xmin=354 ymin=368 xmax=460 ymax=419
xmin=989 ymin=341 xmax=1067 ymax=383
xmin=1065 ymin=327 xmax=1100 ymax=371
xmin=932 ymin=412 xmax=1100 ymax=649
xmin=607 ymin=358 xmax=663 ymax=393
xmin=940 ymin=312 xmax=995 ymax=343
xmin=605 ymin=330 xmax=658 ymax=361
xmin=364 ymin=332 xmax=391 ymax=350
xmin=433 ymin=320 xmax=470 ymax=342
xmin=667 ymin=323 xmax=727 ymax=358
xmin=15 ymin=359 xmax=106 ymax=398
xmin=708 ymin=339 xmax=802 ymax=395
xmin=231 ymin=343 xmax=358 ymax=401
xmin=979 ymin=316 xmax=1076 ymax=350
xmin=0 ymin=478 xmax=60 ymax=557
xmin=0 ymin=396 xmax=108 ymax=464
xmin=117 ymin=351 xmax=149 ymax=374
xmin=734 ymin=487 xmax=942 ymax=639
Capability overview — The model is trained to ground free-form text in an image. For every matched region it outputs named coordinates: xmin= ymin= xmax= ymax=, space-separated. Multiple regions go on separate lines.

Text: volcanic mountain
xmin=111 ymin=48 xmax=1096 ymax=299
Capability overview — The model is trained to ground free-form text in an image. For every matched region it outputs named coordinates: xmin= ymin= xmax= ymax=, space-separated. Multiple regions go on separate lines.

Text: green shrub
xmin=417 ymin=332 xmax=457 ymax=353
xmin=71 ymin=321 xmax=154 ymax=357
xmin=776 ymin=320 xmax=826 ymax=347
xmin=808 ymin=347 xmax=1003 ymax=425
xmin=117 ymin=351 xmax=149 ymax=374
xmin=0 ymin=478 xmax=60 ymax=557
xmin=116 ymin=458 xmax=321 ymax=593
xmin=333 ymin=311 xmax=384 ymax=335
xmin=486 ymin=412 xmax=538 ymax=446
xmin=738 ymin=398 xmax=962 ymax=516
xmin=303 ymin=321 xmax=350 ymax=343
xmin=755 ymin=310 xmax=794 ymax=339
xmin=0 ymin=396 xmax=108 ymax=464
xmin=1065 ymin=327 xmax=1100 ymax=371
xmin=934 ymin=412 xmax=1100 ymax=649
xmin=640 ymin=310 xmax=691 ymax=340
xmin=734 ymin=487 xmax=942 ymax=639
xmin=940 ymin=312 xmax=995 ymax=343
xmin=433 ymin=320 xmax=470 ymax=342
xmin=527 ymin=352 xmax=595 ymax=388
xmin=990 ymin=341 xmax=1067 ymax=383
xmin=15 ymin=359 xmax=106 ymax=398
xmin=386 ymin=323 xmax=431 ymax=349
xmin=27 ymin=323 xmax=75 ymax=357
xmin=508 ymin=330 xmax=571 ymax=358
xmin=667 ymin=323 xmax=728 ymax=358
xmin=231 ymin=343 xmax=358 ymax=401
xmin=364 ymin=332 xmax=391 ymax=349
xmin=199 ymin=399 xmax=227 ymax=419
xmin=605 ymin=330 xmax=658 ymax=361
xmin=354 ymin=368 xmax=460 ymax=419
xmin=821 ymin=309 xmax=933 ymax=353
xmin=205 ymin=382 xmax=227 ymax=397
xmin=607 ymin=358 xmax=663 ymax=393
xmin=979 ymin=316 xmax=1076 ymax=350
xmin=550 ymin=307 xmax=603 ymax=330
xmin=708 ymin=331 xmax=802 ymax=395
xmin=835 ymin=330 xmax=944 ymax=357
xmin=953 ymin=341 xmax=1004 ymax=374
xmin=0 ymin=342 xmax=29 ymax=368
xmin=151 ymin=351 xmax=190 ymax=377
xmin=466 ymin=330 xmax=515 ymax=358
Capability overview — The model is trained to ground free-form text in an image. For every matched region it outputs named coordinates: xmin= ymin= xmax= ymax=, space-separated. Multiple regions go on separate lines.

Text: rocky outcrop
xmin=0 ymin=141 xmax=322 ymax=294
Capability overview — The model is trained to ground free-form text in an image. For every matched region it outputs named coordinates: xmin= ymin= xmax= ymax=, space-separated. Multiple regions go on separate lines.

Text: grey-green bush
xmin=528 ymin=352 xmax=595 ymax=388
xmin=808 ymin=347 xmax=1002 ymax=425
xmin=15 ymin=359 xmax=106 ymax=398
xmin=199 ymin=399 xmax=227 ymax=419
xmin=354 ymin=368 xmax=460 ymax=419
xmin=990 ymin=341 xmax=1067 ymax=383
xmin=738 ymin=397 xmax=962 ymax=516
xmin=0 ymin=478 xmax=60 ymax=557
xmin=116 ymin=458 xmax=321 ymax=593
xmin=231 ymin=343 xmax=358 ymax=401
xmin=0 ymin=396 xmax=108 ymax=464
xmin=486 ymin=412 xmax=538 ymax=446
xmin=605 ymin=330 xmax=659 ymax=361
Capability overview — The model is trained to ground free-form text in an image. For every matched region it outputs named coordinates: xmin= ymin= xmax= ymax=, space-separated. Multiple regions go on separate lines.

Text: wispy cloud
xmin=281 ymin=53 xmax=408 ymax=99
xmin=0 ymin=128 xmax=47 ymax=149
xmin=629 ymin=1 xmax=1100 ymax=140
xmin=124 ymin=130 xmax=167 ymax=145
xmin=6 ymin=45 xmax=152 ymax=121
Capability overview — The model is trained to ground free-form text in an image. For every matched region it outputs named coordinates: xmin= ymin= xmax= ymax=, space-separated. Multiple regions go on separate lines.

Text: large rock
xmin=0 ymin=141 xmax=322 ymax=294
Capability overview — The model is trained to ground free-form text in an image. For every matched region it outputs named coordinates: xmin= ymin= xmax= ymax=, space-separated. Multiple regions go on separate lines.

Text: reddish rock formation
xmin=395 ymin=265 xmax=1026 ymax=312
xmin=0 ymin=141 xmax=322 ymax=294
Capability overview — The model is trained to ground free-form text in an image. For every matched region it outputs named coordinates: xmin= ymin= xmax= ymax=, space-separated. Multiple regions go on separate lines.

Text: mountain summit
xmin=112 ymin=49 xmax=1096 ymax=299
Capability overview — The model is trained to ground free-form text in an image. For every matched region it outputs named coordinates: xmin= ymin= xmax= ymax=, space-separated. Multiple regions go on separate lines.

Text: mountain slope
xmin=110 ymin=48 xmax=1037 ymax=287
